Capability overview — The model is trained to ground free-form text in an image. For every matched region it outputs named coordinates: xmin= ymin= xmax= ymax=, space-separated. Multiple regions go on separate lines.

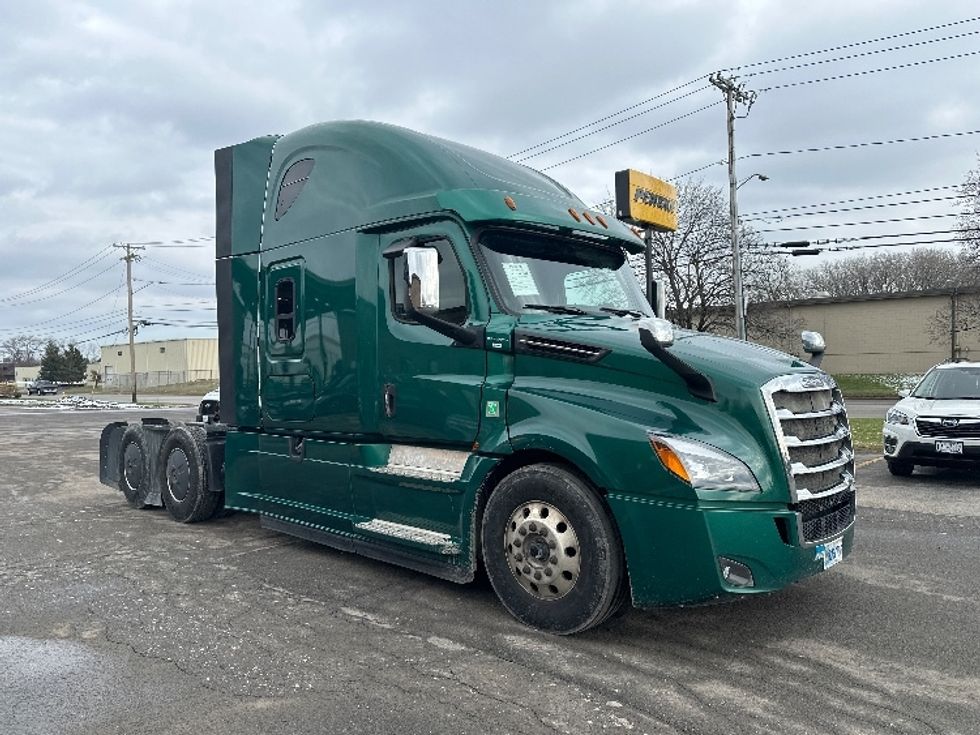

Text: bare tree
xmin=607 ymin=180 xmax=800 ymax=340
xmin=960 ymin=154 xmax=980 ymax=262
xmin=0 ymin=335 xmax=45 ymax=366
xmin=797 ymin=248 xmax=979 ymax=298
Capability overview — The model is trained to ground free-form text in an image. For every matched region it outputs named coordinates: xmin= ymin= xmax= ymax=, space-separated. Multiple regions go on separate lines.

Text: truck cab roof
xmin=216 ymin=120 xmax=643 ymax=258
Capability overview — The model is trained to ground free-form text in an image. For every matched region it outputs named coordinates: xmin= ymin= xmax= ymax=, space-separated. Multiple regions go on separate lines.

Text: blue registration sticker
xmin=815 ymin=537 xmax=843 ymax=570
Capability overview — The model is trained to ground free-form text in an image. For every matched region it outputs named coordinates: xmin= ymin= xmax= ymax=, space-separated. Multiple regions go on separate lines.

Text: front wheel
xmin=481 ymin=463 xmax=627 ymax=634
xmin=886 ymin=459 xmax=914 ymax=477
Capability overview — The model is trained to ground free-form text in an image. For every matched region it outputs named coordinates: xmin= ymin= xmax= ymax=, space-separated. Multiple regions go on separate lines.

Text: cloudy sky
xmin=2 ymin=0 xmax=978 ymax=351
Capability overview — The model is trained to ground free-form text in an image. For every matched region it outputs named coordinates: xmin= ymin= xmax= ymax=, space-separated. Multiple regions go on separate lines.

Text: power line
xmin=141 ymin=255 xmax=213 ymax=282
xmin=135 ymin=279 xmax=216 ymax=286
xmin=756 ymin=212 xmax=961 ymax=233
xmin=0 ymin=263 xmax=118 ymax=308
xmin=743 ymin=184 xmax=963 ymax=215
xmin=0 ymin=245 xmax=114 ymax=304
xmin=509 ymin=77 xmax=708 ymax=159
xmin=674 ymin=128 xmax=980 ymax=181
xmin=742 ymin=128 xmax=980 ymax=161
xmin=558 ymin=48 xmax=980 ymax=178
xmin=538 ymin=101 xmax=722 ymax=171
xmin=725 ymin=15 xmax=980 ymax=73
xmin=741 ymin=194 xmax=966 ymax=222
xmin=515 ymin=85 xmax=712 ymax=162
xmin=0 ymin=283 xmax=129 ymax=334
xmin=742 ymin=28 xmax=980 ymax=80
xmin=759 ymin=48 xmax=980 ymax=93
xmin=513 ymin=16 xmax=980 ymax=165
xmin=813 ymin=227 xmax=977 ymax=243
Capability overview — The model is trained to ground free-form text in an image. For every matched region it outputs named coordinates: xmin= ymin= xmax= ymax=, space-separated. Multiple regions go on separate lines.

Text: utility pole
xmin=113 ymin=243 xmax=145 ymax=403
xmin=709 ymin=72 xmax=756 ymax=341
xmin=950 ymin=283 xmax=958 ymax=361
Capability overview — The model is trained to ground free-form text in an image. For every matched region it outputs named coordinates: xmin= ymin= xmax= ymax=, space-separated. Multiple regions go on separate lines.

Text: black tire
xmin=159 ymin=424 xmax=221 ymax=523
xmin=118 ymin=425 xmax=153 ymax=508
xmin=886 ymin=459 xmax=914 ymax=477
xmin=481 ymin=463 xmax=626 ymax=635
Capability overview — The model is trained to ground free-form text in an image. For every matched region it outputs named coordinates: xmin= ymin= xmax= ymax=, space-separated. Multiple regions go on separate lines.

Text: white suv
xmin=882 ymin=361 xmax=980 ymax=476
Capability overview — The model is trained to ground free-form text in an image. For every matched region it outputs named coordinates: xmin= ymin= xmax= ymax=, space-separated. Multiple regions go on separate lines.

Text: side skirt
xmin=260 ymin=515 xmax=474 ymax=584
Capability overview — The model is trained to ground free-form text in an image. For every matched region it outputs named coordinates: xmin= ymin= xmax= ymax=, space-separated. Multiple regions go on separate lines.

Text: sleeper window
xmin=275 ymin=278 xmax=296 ymax=342
xmin=275 ymin=158 xmax=314 ymax=220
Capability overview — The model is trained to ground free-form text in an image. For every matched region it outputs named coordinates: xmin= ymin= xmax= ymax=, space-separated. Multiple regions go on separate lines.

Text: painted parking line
xmin=856 ymin=457 xmax=883 ymax=469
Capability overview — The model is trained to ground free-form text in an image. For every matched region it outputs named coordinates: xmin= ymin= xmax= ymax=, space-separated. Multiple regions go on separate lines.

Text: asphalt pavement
xmin=1 ymin=406 xmax=978 ymax=734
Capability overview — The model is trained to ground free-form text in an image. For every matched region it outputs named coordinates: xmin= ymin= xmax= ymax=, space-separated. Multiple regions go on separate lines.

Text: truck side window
xmin=391 ymin=238 xmax=468 ymax=326
xmin=275 ymin=278 xmax=296 ymax=342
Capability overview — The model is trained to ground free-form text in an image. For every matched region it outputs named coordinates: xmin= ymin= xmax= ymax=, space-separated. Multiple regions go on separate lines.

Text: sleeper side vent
xmin=514 ymin=333 xmax=609 ymax=363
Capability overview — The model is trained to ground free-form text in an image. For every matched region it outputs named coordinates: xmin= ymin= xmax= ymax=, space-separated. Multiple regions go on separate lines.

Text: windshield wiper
xmin=599 ymin=306 xmax=645 ymax=318
xmin=523 ymin=303 xmax=587 ymax=315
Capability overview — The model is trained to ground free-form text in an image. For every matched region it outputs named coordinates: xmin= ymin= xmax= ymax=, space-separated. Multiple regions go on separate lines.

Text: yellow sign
xmin=614 ymin=170 xmax=677 ymax=232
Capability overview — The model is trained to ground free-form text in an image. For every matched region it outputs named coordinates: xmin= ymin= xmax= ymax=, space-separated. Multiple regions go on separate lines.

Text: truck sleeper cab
xmin=99 ymin=121 xmax=855 ymax=634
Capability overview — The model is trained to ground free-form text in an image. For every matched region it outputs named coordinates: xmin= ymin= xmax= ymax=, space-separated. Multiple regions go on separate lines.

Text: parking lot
xmin=1 ymin=406 xmax=978 ymax=735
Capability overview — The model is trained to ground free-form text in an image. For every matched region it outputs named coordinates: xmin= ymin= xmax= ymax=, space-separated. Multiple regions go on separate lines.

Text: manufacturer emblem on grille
xmin=941 ymin=418 xmax=960 ymax=428
xmin=800 ymin=376 xmax=826 ymax=389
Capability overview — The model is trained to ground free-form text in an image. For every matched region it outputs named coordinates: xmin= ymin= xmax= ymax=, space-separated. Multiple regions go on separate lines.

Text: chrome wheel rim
xmin=504 ymin=501 xmax=581 ymax=600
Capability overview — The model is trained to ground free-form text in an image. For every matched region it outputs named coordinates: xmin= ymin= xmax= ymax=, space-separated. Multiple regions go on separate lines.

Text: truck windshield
xmin=479 ymin=230 xmax=652 ymax=316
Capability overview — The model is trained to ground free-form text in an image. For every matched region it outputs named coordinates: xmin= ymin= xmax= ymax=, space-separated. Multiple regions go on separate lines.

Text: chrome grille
xmin=915 ymin=417 xmax=980 ymax=438
xmin=763 ymin=373 xmax=856 ymax=544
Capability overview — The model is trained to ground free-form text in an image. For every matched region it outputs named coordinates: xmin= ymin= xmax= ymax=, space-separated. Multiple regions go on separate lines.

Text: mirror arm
xmin=639 ymin=328 xmax=716 ymax=402
xmin=405 ymin=300 xmax=479 ymax=346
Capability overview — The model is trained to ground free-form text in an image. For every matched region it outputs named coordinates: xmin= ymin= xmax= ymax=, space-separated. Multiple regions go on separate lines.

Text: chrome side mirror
xmin=801 ymin=330 xmax=825 ymax=368
xmin=404 ymin=246 xmax=440 ymax=311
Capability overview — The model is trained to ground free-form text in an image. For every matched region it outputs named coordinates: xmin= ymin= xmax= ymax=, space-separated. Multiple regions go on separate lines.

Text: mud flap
xmin=99 ymin=422 xmax=128 ymax=487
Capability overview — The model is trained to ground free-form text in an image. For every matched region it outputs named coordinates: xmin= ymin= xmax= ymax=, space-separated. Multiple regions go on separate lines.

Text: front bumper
xmin=883 ymin=424 xmax=980 ymax=466
xmin=607 ymin=494 xmax=855 ymax=607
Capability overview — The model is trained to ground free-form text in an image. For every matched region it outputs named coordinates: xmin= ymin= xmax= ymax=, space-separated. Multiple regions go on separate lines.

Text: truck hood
xmin=511 ymin=314 xmax=823 ymax=501
xmin=893 ymin=396 xmax=980 ymax=417
xmin=516 ymin=314 xmax=815 ymax=394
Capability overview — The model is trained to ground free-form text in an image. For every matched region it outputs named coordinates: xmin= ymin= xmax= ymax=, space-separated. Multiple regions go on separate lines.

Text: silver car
xmin=882 ymin=361 xmax=980 ymax=476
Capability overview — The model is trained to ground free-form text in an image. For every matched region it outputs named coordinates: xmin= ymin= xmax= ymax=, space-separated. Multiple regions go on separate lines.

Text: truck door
xmin=262 ymin=257 xmax=315 ymax=423
xmin=377 ymin=224 xmax=486 ymax=445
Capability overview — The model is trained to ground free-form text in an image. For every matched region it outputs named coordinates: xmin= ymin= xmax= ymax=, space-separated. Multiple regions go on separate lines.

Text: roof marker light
xmin=568 ymin=208 xmax=581 ymax=222
xmin=582 ymin=211 xmax=596 ymax=225
xmin=504 ymin=196 xmax=517 ymax=211
xmin=595 ymin=214 xmax=608 ymax=228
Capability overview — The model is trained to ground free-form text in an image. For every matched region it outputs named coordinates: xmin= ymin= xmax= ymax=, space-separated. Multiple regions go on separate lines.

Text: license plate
xmin=815 ymin=537 xmax=843 ymax=570
xmin=936 ymin=440 xmax=964 ymax=454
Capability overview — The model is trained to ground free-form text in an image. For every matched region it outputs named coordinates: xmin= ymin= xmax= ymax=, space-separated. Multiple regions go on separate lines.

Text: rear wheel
xmin=886 ymin=459 xmax=914 ymax=477
xmin=118 ymin=425 xmax=152 ymax=508
xmin=481 ymin=463 xmax=626 ymax=634
xmin=159 ymin=424 xmax=221 ymax=523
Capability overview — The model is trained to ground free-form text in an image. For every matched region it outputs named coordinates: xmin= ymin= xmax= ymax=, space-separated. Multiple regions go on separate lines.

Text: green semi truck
xmin=99 ymin=121 xmax=855 ymax=634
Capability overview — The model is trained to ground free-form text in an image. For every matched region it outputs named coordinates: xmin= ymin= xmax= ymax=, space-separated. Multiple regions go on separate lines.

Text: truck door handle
xmin=383 ymin=383 xmax=396 ymax=418
xmin=289 ymin=436 xmax=305 ymax=461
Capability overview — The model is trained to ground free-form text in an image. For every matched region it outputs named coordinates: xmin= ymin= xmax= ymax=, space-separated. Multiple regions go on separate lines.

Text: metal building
xmin=100 ymin=338 xmax=218 ymax=388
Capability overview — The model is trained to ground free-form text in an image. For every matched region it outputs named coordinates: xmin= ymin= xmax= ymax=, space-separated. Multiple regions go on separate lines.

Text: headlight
xmin=885 ymin=409 xmax=911 ymax=425
xmin=650 ymin=435 xmax=761 ymax=492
